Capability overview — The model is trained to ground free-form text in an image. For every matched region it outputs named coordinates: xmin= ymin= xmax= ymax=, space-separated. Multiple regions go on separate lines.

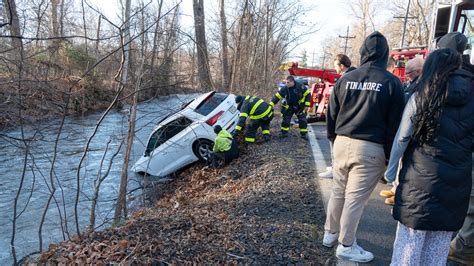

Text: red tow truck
xmin=280 ymin=62 xmax=340 ymax=122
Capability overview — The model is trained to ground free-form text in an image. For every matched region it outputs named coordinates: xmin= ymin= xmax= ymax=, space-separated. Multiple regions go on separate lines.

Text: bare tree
xmin=90 ymin=139 xmax=123 ymax=229
xmin=5 ymin=0 xmax=23 ymax=50
xmin=219 ymin=0 xmax=230 ymax=90
xmin=346 ymin=0 xmax=381 ymax=65
xmin=229 ymin=0 xmax=248 ymax=92
xmin=193 ymin=0 xmax=213 ymax=89
xmin=120 ymin=0 xmax=132 ymax=86
xmin=384 ymin=0 xmax=435 ymax=47
xmin=149 ymin=0 xmax=164 ymax=75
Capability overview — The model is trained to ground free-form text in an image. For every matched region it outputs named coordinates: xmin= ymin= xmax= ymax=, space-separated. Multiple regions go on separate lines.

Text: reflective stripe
xmin=240 ymin=112 xmax=248 ymax=117
xmin=299 ymin=89 xmax=311 ymax=103
xmin=251 ymin=105 xmax=272 ymax=120
xmin=300 ymin=128 xmax=308 ymax=133
xmin=275 ymin=92 xmax=283 ymax=100
xmin=245 ymin=137 xmax=255 ymax=143
xmin=262 ymin=130 xmax=270 ymax=135
xmin=245 ymin=95 xmax=250 ymax=100
xmin=281 ymin=127 xmax=289 ymax=131
xmin=282 ymin=103 xmax=289 ymax=109
xmin=250 ymin=99 xmax=263 ymax=116
xmin=305 ymin=101 xmax=310 ymax=106
xmin=270 ymin=102 xmax=275 ymax=107
xmin=235 ymin=125 xmax=242 ymax=131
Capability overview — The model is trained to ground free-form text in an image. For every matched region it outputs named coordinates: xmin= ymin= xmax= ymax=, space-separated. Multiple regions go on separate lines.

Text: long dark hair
xmin=412 ymin=48 xmax=461 ymax=145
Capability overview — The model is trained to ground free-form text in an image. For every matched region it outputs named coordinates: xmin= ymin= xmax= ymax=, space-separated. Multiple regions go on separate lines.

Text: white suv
xmin=132 ymin=91 xmax=239 ymax=176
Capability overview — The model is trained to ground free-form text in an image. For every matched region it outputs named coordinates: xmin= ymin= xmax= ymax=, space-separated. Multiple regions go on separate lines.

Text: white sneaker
xmin=336 ymin=242 xmax=374 ymax=263
xmin=322 ymin=231 xmax=339 ymax=248
xmin=319 ymin=166 xmax=333 ymax=178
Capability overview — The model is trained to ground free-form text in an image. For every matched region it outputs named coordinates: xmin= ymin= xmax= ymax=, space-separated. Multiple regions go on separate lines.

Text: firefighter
xmin=234 ymin=95 xmax=273 ymax=143
xmin=270 ymin=75 xmax=311 ymax=139
xmin=208 ymin=125 xmax=239 ymax=168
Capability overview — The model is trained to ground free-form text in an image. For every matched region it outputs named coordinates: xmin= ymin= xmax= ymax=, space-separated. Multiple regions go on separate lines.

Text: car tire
xmin=193 ymin=139 xmax=214 ymax=162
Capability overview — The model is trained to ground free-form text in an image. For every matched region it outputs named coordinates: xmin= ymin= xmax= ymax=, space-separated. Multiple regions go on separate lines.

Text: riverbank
xmin=36 ymin=121 xmax=333 ymax=264
xmin=0 ymin=78 xmax=197 ymax=130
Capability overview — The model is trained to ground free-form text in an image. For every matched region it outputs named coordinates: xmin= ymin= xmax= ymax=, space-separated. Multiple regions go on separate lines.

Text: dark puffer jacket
xmin=393 ymin=69 xmax=474 ymax=231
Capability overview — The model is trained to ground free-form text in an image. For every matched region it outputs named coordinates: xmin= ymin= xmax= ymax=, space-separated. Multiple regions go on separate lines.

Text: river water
xmin=0 ymin=94 xmax=196 ymax=265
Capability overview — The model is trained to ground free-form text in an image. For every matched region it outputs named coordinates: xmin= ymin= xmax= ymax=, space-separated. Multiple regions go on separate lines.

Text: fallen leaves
xmin=39 ymin=123 xmax=333 ymax=264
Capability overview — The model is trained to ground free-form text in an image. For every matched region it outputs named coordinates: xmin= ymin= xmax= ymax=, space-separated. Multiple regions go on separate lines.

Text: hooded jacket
xmin=393 ymin=69 xmax=474 ymax=231
xmin=213 ymin=129 xmax=233 ymax=153
xmin=327 ymin=31 xmax=405 ymax=158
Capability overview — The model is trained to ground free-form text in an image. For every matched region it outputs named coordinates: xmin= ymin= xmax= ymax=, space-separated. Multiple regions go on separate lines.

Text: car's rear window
xmin=194 ymin=93 xmax=228 ymax=116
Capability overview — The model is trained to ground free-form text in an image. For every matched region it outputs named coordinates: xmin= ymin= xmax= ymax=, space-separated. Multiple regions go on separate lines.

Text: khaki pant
xmin=325 ymin=136 xmax=385 ymax=246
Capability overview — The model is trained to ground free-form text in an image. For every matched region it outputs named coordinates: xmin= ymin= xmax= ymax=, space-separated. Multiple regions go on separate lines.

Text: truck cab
xmin=434 ymin=0 xmax=474 ymax=58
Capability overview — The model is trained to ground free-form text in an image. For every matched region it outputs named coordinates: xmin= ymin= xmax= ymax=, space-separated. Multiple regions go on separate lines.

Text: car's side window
xmin=145 ymin=116 xmax=193 ymax=156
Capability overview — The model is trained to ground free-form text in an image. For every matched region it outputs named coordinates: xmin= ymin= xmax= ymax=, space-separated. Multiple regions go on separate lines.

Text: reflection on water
xmin=0 ymin=94 xmax=197 ymax=264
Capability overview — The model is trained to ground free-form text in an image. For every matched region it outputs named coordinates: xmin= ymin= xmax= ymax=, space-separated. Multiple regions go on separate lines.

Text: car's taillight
xmin=226 ymin=121 xmax=235 ymax=130
xmin=206 ymin=111 xmax=224 ymax=126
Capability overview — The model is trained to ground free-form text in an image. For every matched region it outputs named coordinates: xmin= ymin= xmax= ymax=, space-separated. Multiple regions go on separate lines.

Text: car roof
xmin=187 ymin=91 xmax=214 ymax=110
xmin=152 ymin=91 xmax=220 ymax=131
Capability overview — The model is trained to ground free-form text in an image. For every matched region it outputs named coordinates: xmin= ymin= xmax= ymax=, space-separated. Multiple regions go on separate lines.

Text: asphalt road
xmin=308 ymin=122 xmax=398 ymax=266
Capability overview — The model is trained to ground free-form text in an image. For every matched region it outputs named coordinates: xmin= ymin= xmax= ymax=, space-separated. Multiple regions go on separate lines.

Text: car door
xmin=214 ymin=95 xmax=239 ymax=131
xmin=145 ymin=116 xmax=196 ymax=176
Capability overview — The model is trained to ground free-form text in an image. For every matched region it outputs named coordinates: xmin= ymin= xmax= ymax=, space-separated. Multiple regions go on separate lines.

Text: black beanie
xmin=214 ymin=125 xmax=222 ymax=134
xmin=438 ymin=32 xmax=468 ymax=53
xmin=235 ymin=95 xmax=244 ymax=104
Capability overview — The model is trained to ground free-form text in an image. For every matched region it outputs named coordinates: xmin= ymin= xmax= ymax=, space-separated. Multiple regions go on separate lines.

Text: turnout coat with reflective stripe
xmin=270 ymin=81 xmax=311 ymax=111
xmin=236 ymin=96 xmax=272 ymax=131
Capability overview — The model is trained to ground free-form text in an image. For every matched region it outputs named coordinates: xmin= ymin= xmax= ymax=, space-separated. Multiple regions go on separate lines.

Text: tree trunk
xmin=263 ymin=3 xmax=269 ymax=88
xmin=150 ymin=0 xmax=164 ymax=75
xmin=219 ymin=0 xmax=230 ymax=90
xmin=5 ymin=0 xmax=23 ymax=50
xmin=229 ymin=0 xmax=248 ymax=92
xmin=96 ymin=15 xmax=101 ymax=54
xmin=114 ymin=0 xmax=132 ymax=224
xmin=50 ymin=0 xmax=59 ymax=39
xmin=193 ymin=0 xmax=212 ymax=89
xmin=121 ymin=0 xmax=131 ymax=86
xmin=59 ymin=0 xmax=65 ymax=37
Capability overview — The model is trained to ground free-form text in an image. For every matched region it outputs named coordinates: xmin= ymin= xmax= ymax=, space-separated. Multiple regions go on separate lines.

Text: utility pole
xmin=339 ymin=26 xmax=355 ymax=55
xmin=320 ymin=49 xmax=331 ymax=69
xmin=311 ymin=48 xmax=316 ymax=68
xmin=394 ymin=0 xmax=416 ymax=47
